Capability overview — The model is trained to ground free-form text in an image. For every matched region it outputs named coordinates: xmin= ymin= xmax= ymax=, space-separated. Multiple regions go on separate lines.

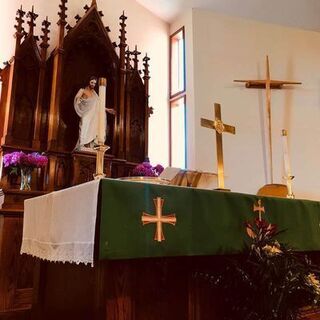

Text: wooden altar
xmin=0 ymin=0 xmax=151 ymax=318
xmin=24 ymin=178 xmax=320 ymax=320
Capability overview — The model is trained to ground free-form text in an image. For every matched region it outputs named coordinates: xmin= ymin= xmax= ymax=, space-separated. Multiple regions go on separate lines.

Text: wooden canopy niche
xmin=56 ymin=4 xmax=119 ymax=152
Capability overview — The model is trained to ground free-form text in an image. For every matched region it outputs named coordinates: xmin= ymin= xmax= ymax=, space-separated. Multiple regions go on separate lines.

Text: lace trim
xmin=21 ymin=238 xmax=94 ymax=267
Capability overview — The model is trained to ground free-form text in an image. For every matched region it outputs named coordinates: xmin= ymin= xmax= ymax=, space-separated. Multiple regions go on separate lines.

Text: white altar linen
xmin=20 ymin=180 xmax=100 ymax=267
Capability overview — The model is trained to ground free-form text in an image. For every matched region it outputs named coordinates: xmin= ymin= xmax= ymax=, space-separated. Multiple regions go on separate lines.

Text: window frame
xmin=169 ymin=26 xmax=186 ymax=99
xmin=169 ymin=26 xmax=187 ymax=168
xmin=169 ymin=95 xmax=187 ymax=168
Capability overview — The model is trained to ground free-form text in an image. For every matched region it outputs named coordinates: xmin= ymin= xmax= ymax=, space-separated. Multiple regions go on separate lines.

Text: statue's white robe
xmin=74 ymin=88 xmax=99 ymax=149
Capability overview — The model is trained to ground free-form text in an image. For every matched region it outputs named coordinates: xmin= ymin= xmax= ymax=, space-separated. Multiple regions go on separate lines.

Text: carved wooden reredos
xmin=0 ymin=0 xmax=152 ymax=190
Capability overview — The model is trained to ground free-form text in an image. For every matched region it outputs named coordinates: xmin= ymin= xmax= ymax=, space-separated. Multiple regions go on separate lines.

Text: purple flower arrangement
xmin=132 ymin=162 xmax=164 ymax=177
xmin=3 ymin=151 xmax=48 ymax=171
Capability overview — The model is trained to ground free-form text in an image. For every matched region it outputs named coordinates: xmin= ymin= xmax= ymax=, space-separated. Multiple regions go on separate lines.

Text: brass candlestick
xmin=93 ymin=144 xmax=110 ymax=180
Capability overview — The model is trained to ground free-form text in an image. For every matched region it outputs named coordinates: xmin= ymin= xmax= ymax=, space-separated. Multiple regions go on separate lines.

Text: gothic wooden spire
xmin=14 ymin=5 xmax=26 ymax=49
xmin=143 ymin=53 xmax=151 ymax=158
xmin=33 ymin=16 xmax=51 ymax=149
xmin=40 ymin=17 xmax=51 ymax=51
xmin=58 ymin=0 xmax=68 ymax=25
xmin=143 ymin=54 xmax=152 ymax=118
xmin=119 ymin=11 xmax=127 ymax=53
xmin=118 ymin=11 xmax=128 ymax=158
xmin=57 ymin=0 xmax=68 ymax=47
xmin=143 ymin=54 xmax=150 ymax=82
xmin=132 ymin=45 xmax=141 ymax=71
xmin=26 ymin=6 xmax=38 ymax=36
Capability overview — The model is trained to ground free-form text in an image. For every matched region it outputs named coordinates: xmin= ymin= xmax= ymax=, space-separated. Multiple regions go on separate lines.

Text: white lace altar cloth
xmin=21 ymin=180 xmax=100 ymax=267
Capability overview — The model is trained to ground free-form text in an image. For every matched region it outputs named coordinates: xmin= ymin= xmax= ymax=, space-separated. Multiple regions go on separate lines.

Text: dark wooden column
xmin=1 ymin=6 xmax=25 ymax=146
xmin=118 ymin=12 xmax=127 ymax=159
xmin=33 ymin=17 xmax=51 ymax=150
xmin=125 ymin=46 xmax=141 ymax=157
xmin=143 ymin=54 xmax=151 ymax=159
xmin=47 ymin=0 xmax=67 ymax=151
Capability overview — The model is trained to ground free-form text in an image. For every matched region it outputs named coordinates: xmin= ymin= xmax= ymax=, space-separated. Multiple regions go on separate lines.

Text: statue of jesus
xmin=74 ymin=76 xmax=115 ymax=150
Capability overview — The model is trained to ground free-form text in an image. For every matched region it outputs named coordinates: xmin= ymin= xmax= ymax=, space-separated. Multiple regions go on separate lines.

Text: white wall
xmin=188 ymin=9 xmax=320 ymax=200
xmin=0 ymin=0 xmax=169 ymax=166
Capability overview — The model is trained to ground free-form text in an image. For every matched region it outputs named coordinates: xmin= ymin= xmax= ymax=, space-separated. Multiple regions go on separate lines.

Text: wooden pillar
xmin=143 ymin=54 xmax=151 ymax=160
xmin=33 ymin=17 xmax=51 ymax=150
xmin=125 ymin=46 xmax=141 ymax=158
xmin=47 ymin=0 xmax=67 ymax=151
xmin=118 ymin=12 xmax=127 ymax=159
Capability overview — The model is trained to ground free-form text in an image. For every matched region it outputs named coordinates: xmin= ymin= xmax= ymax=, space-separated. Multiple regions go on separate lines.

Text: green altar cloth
xmin=99 ymin=179 xmax=320 ymax=260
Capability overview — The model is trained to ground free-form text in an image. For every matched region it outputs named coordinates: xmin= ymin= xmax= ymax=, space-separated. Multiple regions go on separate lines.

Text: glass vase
xmin=20 ymin=167 xmax=32 ymax=191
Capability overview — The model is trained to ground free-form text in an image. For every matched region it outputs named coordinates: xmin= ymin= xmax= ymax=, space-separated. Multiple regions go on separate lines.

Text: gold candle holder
xmin=93 ymin=144 xmax=110 ymax=180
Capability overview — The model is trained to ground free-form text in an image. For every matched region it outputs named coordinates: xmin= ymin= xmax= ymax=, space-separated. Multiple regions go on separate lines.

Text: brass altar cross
xmin=141 ymin=197 xmax=177 ymax=242
xmin=253 ymin=199 xmax=265 ymax=221
xmin=201 ymin=103 xmax=236 ymax=190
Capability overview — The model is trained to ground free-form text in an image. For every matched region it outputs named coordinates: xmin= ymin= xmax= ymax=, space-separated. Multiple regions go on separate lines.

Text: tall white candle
xmin=282 ymin=129 xmax=294 ymax=198
xmin=98 ymin=78 xmax=107 ymax=144
xmin=281 ymin=129 xmax=291 ymax=177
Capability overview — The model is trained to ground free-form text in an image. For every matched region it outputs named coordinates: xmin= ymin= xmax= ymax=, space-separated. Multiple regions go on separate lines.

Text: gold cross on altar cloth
xmin=141 ymin=197 xmax=177 ymax=242
xmin=201 ymin=103 xmax=236 ymax=190
xmin=253 ymin=199 xmax=265 ymax=221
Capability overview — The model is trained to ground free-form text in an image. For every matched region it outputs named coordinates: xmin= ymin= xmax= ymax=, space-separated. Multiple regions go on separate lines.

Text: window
xmin=170 ymin=27 xmax=186 ymax=168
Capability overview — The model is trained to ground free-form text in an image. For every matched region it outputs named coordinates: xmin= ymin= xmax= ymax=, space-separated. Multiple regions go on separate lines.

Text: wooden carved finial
xmin=143 ymin=54 xmax=151 ymax=81
xmin=132 ymin=45 xmax=141 ymax=70
xmin=40 ymin=17 xmax=51 ymax=49
xmin=143 ymin=53 xmax=151 ymax=120
xmin=14 ymin=5 xmax=26 ymax=44
xmin=125 ymin=47 xmax=132 ymax=70
xmin=26 ymin=6 xmax=38 ymax=36
xmin=119 ymin=11 xmax=127 ymax=48
xmin=58 ymin=0 xmax=68 ymax=26
xmin=91 ymin=0 xmax=97 ymax=7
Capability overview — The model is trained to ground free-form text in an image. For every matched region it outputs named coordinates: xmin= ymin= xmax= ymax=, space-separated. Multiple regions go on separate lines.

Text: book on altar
xmin=160 ymin=167 xmax=218 ymax=190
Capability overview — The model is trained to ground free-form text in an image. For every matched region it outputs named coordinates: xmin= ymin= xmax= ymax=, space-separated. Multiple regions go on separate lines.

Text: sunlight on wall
xmin=0 ymin=2 xmax=18 ymax=63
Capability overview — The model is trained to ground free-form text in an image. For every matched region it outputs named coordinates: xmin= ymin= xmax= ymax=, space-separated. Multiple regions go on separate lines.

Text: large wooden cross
xmin=141 ymin=197 xmax=176 ymax=242
xmin=201 ymin=103 xmax=236 ymax=190
xmin=234 ymin=56 xmax=301 ymax=184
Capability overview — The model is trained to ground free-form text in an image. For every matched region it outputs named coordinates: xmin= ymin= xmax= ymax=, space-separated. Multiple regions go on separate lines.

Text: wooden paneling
xmin=0 ymin=211 xmax=34 ymax=312
xmin=30 ymin=255 xmax=320 ymax=320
